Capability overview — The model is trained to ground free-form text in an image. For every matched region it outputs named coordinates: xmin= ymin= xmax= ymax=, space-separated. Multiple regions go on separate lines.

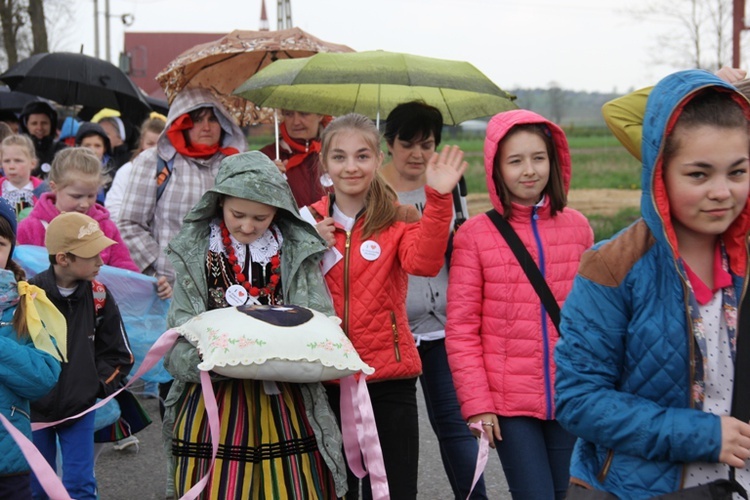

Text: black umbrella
xmin=0 ymin=52 xmax=152 ymax=123
xmin=0 ymin=86 xmax=45 ymax=112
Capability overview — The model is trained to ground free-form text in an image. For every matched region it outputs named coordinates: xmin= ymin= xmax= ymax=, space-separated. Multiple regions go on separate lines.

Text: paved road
xmin=95 ymin=382 xmax=510 ymax=499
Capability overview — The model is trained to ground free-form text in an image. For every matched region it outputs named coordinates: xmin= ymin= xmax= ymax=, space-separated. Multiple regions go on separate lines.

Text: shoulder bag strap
xmin=485 ymin=209 xmax=561 ymax=333
xmin=733 ymin=285 xmax=750 ymax=422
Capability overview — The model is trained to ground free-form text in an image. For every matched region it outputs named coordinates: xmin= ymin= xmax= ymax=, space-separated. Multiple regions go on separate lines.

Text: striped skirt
xmin=172 ymin=379 xmax=337 ymax=499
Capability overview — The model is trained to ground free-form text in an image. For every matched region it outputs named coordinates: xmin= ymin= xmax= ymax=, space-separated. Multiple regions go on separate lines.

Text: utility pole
xmin=105 ymin=0 xmax=111 ymax=62
xmin=93 ymin=0 xmax=100 ymax=58
xmin=277 ymin=0 xmax=292 ymax=29
xmin=733 ymin=0 xmax=747 ymax=67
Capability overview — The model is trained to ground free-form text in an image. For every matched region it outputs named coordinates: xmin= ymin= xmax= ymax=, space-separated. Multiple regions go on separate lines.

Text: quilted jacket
xmin=308 ymin=186 xmax=453 ymax=381
xmin=445 ymin=109 xmax=592 ymax=421
xmin=0 ymin=305 xmax=60 ymax=475
xmin=554 ymin=70 xmax=750 ymax=497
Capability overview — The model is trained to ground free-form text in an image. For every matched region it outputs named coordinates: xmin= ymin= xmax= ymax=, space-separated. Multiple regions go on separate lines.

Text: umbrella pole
xmin=274 ymin=109 xmax=280 ymax=161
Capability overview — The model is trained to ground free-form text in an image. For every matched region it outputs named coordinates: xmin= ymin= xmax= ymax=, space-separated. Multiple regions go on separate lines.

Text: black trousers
xmin=327 ymin=377 xmax=419 ymax=500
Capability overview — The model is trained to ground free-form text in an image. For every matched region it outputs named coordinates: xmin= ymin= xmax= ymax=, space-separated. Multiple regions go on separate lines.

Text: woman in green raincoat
xmin=162 ymin=151 xmax=347 ymax=499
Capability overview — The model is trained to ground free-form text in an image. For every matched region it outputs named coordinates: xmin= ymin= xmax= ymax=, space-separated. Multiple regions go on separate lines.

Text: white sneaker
xmin=113 ymin=435 xmax=139 ymax=452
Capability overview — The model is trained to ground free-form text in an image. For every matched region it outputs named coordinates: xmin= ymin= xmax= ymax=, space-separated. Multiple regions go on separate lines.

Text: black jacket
xmin=29 ymin=267 xmax=133 ymax=423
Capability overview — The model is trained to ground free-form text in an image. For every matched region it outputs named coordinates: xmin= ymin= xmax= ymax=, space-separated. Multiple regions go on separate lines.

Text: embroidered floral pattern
xmin=306 ymin=339 xmax=357 ymax=357
xmin=206 ymin=327 xmax=267 ymax=354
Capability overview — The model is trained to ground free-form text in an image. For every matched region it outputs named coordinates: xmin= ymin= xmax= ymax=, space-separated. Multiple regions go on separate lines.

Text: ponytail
xmin=361 ymin=173 xmax=398 ymax=239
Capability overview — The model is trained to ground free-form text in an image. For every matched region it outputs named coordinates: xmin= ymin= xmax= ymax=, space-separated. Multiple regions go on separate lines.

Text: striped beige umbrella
xmin=156 ymin=27 xmax=353 ymax=126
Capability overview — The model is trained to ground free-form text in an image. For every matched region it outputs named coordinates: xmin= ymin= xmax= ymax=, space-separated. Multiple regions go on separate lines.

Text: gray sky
xmin=62 ymin=0 xmax=748 ymax=94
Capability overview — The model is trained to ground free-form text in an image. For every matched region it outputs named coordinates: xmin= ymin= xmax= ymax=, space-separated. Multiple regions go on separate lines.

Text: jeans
xmin=495 ymin=416 xmax=575 ymax=500
xmin=31 ymin=411 xmax=97 ymax=500
xmin=418 ymin=338 xmax=487 ymax=499
xmin=327 ymin=378 xmax=419 ymax=500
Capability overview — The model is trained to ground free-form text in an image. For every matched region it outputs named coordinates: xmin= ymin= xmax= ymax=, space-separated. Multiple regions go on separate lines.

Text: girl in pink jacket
xmin=17 ymin=148 xmax=138 ymax=272
xmin=445 ymin=109 xmax=593 ymax=499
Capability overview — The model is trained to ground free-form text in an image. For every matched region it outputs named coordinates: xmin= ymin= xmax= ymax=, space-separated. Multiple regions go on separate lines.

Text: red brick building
xmin=122 ymin=32 xmax=224 ymax=98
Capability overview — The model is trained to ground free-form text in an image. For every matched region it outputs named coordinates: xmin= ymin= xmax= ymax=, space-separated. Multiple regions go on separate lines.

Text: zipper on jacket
xmin=390 ymin=311 xmax=402 ymax=362
xmin=531 ymin=207 xmax=554 ymax=420
xmin=343 ymin=231 xmax=352 ymax=336
xmin=10 ymin=405 xmax=30 ymax=420
xmin=596 ymin=450 xmax=614 ymax=483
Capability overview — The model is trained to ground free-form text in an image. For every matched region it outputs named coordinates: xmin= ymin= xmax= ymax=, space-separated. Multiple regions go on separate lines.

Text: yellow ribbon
xmin=17 ymin=281 xmax=67 ymax=362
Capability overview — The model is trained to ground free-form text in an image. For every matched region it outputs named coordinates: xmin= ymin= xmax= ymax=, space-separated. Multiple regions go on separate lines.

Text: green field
xmin=249 ymin=131 xmax=643 ymax=241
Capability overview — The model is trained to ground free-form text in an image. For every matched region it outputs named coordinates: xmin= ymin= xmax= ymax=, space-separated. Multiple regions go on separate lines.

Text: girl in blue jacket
xmin=0 ymin=197 xmax=61 ymax=499
xmin=555 ymin=69 xmax=750 ymax=498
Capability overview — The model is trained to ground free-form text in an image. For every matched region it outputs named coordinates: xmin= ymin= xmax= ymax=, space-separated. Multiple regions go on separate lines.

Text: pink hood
xmin=483 ymin=109 xmax=572 ymax=214
xmin=17 ymin=192 xmax=139 ymax=272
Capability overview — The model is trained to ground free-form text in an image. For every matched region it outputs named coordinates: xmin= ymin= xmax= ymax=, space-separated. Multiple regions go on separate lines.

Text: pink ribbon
xmin=0 ymin=413 xmax=73 ymax=500
xmin=466 ymin=422 xmax=490 ymax=500
xmin=339 ymin=375 xmax=390 ymax=500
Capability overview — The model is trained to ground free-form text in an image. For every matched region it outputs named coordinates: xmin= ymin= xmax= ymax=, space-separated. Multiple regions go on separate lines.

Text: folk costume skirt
xmin=172 ymin=379 xmax=337 ymax=499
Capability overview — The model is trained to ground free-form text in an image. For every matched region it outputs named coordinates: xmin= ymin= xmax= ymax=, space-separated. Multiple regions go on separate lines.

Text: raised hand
xmin=425 ymin=145 xmax=468 ymax=195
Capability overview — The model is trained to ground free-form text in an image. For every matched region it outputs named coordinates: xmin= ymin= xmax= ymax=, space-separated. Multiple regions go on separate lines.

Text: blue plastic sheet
xmin=14 ymin=245 xmax=172 ymax=383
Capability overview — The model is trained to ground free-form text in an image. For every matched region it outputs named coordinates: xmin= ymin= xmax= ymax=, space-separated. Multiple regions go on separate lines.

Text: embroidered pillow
xmin=176 ymin=304 xmax=375 ymax=382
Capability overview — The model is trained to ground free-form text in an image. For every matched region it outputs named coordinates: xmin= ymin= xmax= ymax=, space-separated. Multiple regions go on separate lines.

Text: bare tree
xmin=548 ymin=81 xmax=565 ymax=124
xmin=0 ymin=0 xmax=71 ymax=70
xmin=631 ymin=0 xmax=733 ymax=71
xmin=0 ymin=0 xmax=27 ymax=67
xmin=27 ymin=0 xmax=47 ymax=53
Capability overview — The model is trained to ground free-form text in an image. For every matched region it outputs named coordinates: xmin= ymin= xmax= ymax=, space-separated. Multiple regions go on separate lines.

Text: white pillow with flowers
xmin=175 ymin=304 xmax=375 ymax=382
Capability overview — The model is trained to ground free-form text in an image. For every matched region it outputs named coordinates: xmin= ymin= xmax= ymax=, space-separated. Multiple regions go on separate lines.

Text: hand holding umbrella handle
xmin=425 ymin=145 xmax=468 ymax=195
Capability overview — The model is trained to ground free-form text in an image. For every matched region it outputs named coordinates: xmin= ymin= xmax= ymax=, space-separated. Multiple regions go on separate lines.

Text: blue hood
xmin=641 ymin=69 xmax=750 ymax=273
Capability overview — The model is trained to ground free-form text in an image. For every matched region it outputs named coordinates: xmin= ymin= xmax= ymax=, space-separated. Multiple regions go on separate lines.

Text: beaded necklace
xmin=220 ymin=221 xmax=281 ymax=299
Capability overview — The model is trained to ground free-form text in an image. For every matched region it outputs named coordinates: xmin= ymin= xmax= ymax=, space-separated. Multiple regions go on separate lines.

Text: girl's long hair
xmin=320 ymin=114 xmax=398 ymax=239
xmin=0 ymin=216 xmax=27 ymax=338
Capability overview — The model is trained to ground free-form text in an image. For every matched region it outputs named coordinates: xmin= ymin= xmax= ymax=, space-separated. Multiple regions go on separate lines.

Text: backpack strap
xmin=155 ymin=156 xmax=175 ymax=202
xmin=91 ymin=280 xmax=106 ymax=325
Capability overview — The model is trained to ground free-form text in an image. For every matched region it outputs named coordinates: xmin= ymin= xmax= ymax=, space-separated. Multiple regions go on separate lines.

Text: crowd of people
xmin=0 ymin=64 xmax=747 ymax=500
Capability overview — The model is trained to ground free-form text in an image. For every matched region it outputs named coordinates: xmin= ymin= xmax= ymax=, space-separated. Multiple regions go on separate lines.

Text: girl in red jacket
xmin=310 ymin=113 xmax=466 ymax=499
xmin=445 ymin=110 xmax=593 ymax=500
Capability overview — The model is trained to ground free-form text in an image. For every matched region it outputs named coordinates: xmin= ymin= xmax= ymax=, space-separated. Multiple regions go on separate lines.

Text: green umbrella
xmin=233 ymin=50 xmax=517 ymax=126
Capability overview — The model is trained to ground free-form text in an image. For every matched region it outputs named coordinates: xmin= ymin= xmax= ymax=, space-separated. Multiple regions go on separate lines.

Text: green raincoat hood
xmin=168 ymin=151 xmax=333 ymax=318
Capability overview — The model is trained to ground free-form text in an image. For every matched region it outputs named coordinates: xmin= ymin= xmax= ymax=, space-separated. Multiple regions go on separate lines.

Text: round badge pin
xmin=360 ymin=240 xmax=381 ymax=261
xmin=225 ymin=284 xmax=249 ymax=306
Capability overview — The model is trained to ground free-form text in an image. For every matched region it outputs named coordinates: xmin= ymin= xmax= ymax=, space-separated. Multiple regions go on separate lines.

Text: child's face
xmin=497 ymin=130 xmax=550 ymax=206
xmin=323 ymin=130 xmax=382 ymax=201
xmin=139 ymin=131 xmax=160 ymax=151
xmin=664 ymin=124 xmax=750 ymax=244
xmin=59 ymin=253 xmax=104 ymax=282
xmin=0 ymin=235 xmax=11 ymax=269
xmin=52 ymin=176 xmax=100 ymax=214
xmin=222 ymin=196 xmax=278 ymax=245
xmin=80 ymin=135 xmax=106 ymax=161
xmin=1 ymin=145 xmax=36 ymax=188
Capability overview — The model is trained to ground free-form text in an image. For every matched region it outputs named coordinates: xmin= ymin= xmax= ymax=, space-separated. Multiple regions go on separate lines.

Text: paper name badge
xmin=360 ymin=240 xmax=381 ymax=261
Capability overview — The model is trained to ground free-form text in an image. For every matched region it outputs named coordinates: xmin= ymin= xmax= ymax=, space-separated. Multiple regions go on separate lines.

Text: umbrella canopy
xmin=0 ymin=86 xmax=45 ymax=112
xmin=234 ymin=50 xmax=517 ymax=125
xmin=0 ymin=52 xmax=152 ymax=123
xmin=156 ymin=27 xmax=353 ymax=126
